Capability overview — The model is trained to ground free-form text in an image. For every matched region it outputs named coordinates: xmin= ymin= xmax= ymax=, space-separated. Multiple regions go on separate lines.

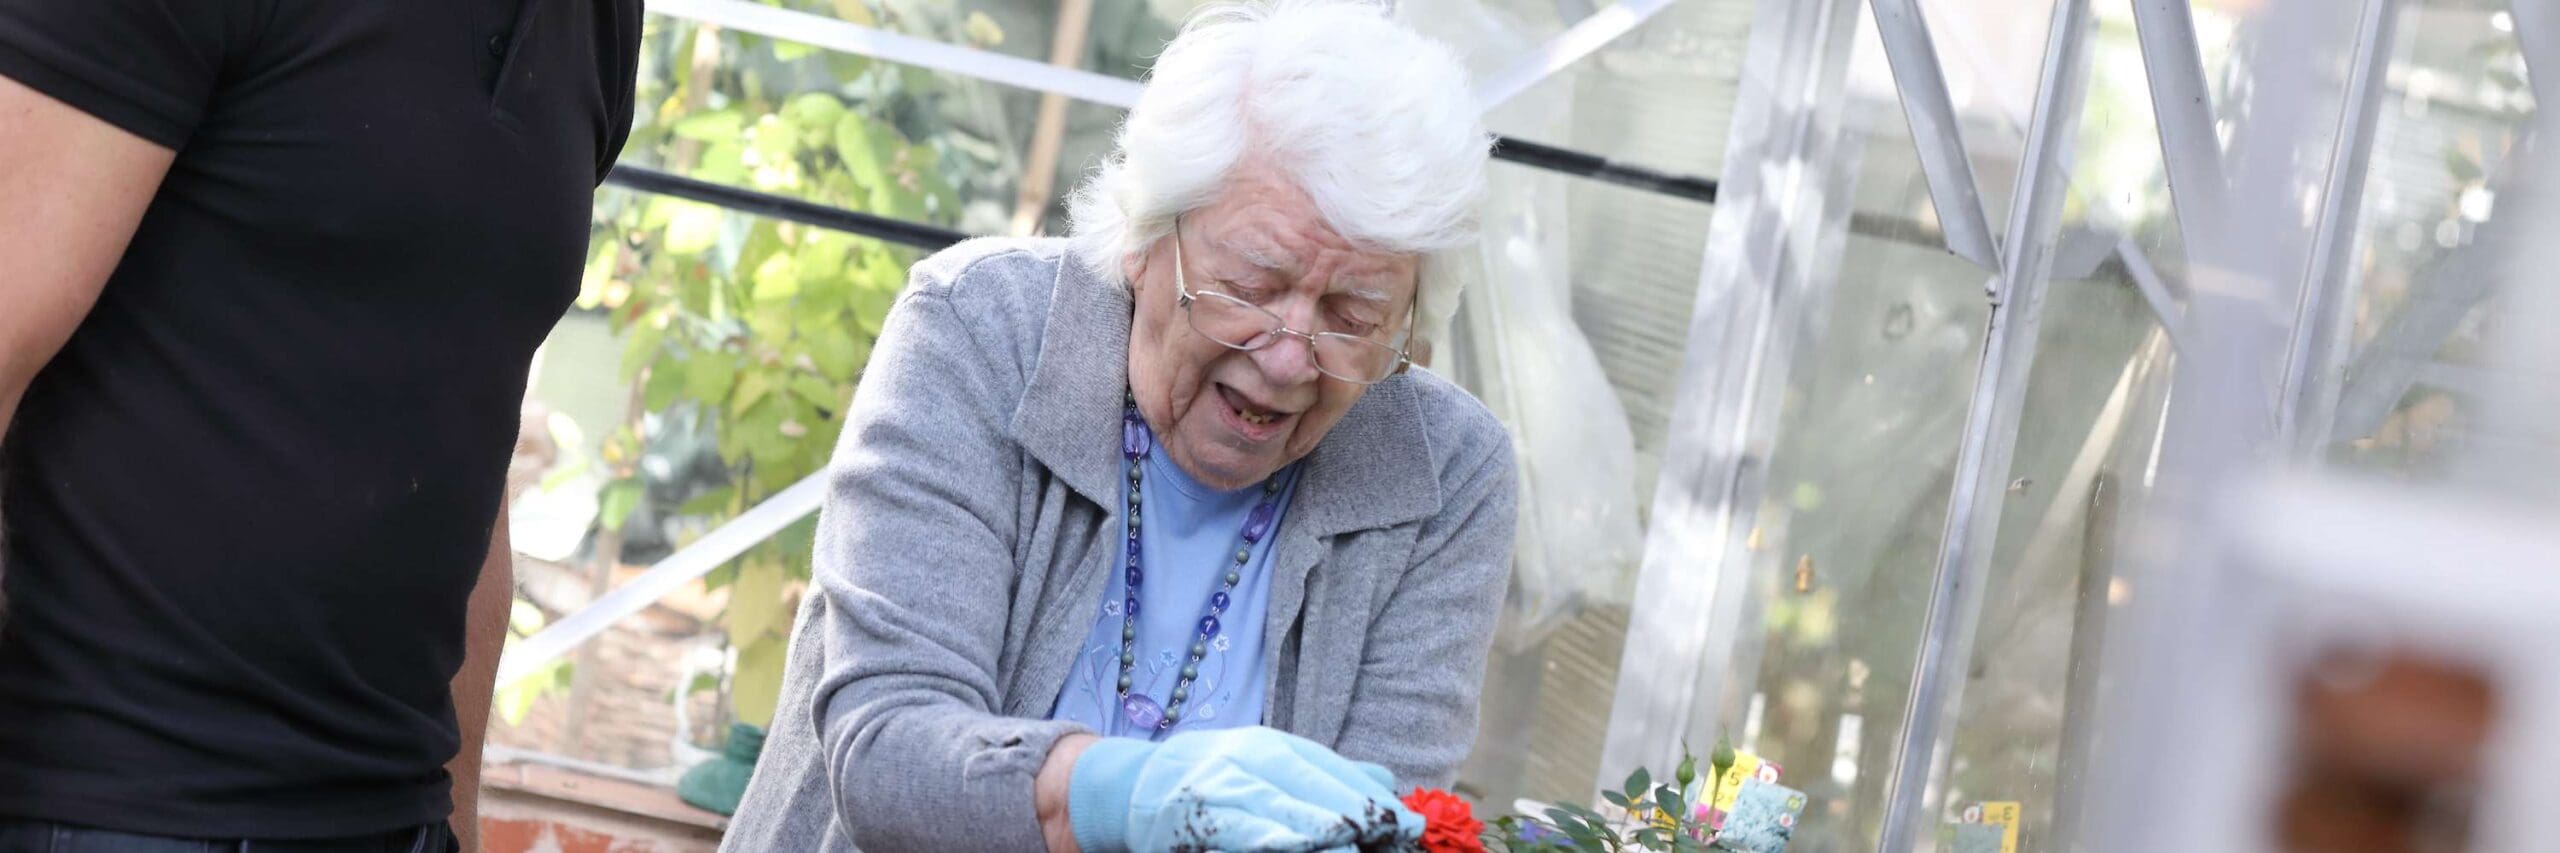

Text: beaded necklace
xmin=1115 ymin=397 xmax=1280 ymax=734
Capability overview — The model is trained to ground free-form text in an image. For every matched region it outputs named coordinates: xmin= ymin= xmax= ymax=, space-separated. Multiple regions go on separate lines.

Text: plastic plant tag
xmin=1959 ymin=801 xmax=2021 ymax=853
xmin=1713 ymin=778 xmax=1806 ymax=852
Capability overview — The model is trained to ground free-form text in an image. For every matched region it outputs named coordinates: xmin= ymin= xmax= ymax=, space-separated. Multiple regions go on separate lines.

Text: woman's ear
xmin=1121 ymin=240 xmax=1154 ymax=295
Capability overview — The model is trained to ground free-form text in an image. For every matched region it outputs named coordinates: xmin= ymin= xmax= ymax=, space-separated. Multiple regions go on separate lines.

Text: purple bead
xmin=1122 ymin=418 xmax=1150 ymax=459
xmin=1241 ymin=502 xmax=1275 ymax=543
xmin=1124 ymin=596 xmax=1140 ymax=617
xmin=1126 ymin=567 xmax=1142 ymax=587
xmin=1198 ymin=615 xmax=1220 ymax=638
xmin=1121 ymin=694 xmax=1165 ymax=730
xmin=1210 ymin=591 xmax=1230 ymax=612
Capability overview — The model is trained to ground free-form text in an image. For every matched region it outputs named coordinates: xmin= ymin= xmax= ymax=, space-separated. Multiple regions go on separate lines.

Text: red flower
xmin=1402 ymin=787 xmax=1487 ymax=853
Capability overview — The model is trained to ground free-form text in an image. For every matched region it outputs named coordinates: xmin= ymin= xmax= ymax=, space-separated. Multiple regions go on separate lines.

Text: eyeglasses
xmin=1171 ymin=221 xmax=1415 ymax=385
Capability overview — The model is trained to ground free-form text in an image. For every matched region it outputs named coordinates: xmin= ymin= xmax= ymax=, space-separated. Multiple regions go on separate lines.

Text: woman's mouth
xmin=1216 ymin=384 xmax=1296 ymax=440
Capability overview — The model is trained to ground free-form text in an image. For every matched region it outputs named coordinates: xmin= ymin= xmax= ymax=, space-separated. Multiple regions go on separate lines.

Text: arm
xmin=0 ymin=73 xmax=171 ymax=437
xmin=805 ymin=274 xmax=1088 ymax=850
xmin=446 ymin=497 xmax=513 ymax=852
xmin=1331 ymin=417 xmax=1519 ymax=786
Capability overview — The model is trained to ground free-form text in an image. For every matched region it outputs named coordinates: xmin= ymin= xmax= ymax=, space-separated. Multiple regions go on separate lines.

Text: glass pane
xmin=1912 ymin=0 xmax=2061 ymax=233
xmin=1451 ymin=168 xmax=1721 ymax=809
xmin=2322 ymin=0 xmax=2539 ymax=476
xmin=1915 ymin=3 xmax=2184 ymax=845
xmin=1691 ymin=7 xmax=1998 ymax=848
xmin=494 ymin=184 xmax=916 ymax=773
xmin=618 ymin=16 xmax=1129 ymax=239
xmin=753 ymin=0 xmax=1169 ymax=81
xmin=1417 ymin=0 xmax=1751 ymax=182
xmin=1429 ymin=0 xmax=1759 ymax=811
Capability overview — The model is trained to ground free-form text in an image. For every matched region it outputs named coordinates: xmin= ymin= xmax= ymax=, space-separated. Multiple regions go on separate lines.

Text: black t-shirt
xmin=0 ymin=0 xmax=638 ymax=837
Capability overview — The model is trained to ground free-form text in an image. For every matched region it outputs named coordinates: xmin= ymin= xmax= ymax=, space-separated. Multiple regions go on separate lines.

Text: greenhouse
xmin=1 ymin=0 xmax=2554 ymax=850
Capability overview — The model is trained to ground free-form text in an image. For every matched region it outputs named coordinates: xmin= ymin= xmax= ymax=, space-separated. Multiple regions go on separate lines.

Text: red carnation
xmin=1402 ymin=787 xmax=1487 ymax=853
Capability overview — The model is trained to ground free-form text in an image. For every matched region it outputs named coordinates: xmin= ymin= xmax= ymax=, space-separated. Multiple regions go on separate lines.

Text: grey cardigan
xmin=720 ymin=238 xmax=1517 ymax=851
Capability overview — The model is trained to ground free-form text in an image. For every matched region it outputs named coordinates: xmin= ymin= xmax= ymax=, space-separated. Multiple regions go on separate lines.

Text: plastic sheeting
xmin=1412 ymin=0 xmax=1646 ymax=652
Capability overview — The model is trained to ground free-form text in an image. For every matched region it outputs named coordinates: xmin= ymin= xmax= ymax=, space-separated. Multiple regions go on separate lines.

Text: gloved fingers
xmin=1148 ymin=791 xmax=1365 ymax=852
xmin=1264 ymin=732 xmax=1400 ymax=803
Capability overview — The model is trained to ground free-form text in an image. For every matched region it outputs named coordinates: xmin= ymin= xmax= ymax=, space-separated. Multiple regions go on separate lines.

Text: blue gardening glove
xmin=1068 ymin=726 xmax=1424 ymax=852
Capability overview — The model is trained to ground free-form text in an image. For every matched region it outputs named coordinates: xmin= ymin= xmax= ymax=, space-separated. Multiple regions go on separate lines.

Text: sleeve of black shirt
xmin=0 ymin=0 xmax=266 ymax=149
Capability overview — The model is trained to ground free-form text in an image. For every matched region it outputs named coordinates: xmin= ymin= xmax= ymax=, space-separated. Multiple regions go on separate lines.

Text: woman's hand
xmin=1054 ymin=726 xmax=1422 ymax=852
xmin=1038 ymin=733 xmax=1099 ymax=852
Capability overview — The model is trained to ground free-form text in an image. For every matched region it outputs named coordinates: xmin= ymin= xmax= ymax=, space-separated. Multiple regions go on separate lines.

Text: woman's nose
xmin=1251 ymin=331 xmax=1323 ymax=385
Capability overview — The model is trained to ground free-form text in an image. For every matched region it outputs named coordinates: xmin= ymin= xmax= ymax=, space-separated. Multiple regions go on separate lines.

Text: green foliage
xmin=496 ymin=599 xmax=575 ymax=725
xmin=1485 ymin=748 xmax=1736 ymax=852
xmin=573 ymin=6 xmax=999 ymax=728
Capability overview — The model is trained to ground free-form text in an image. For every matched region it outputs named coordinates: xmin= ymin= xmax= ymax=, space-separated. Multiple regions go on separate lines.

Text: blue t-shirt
xmin=1049 ymin=449 xmax=1299 ymax=738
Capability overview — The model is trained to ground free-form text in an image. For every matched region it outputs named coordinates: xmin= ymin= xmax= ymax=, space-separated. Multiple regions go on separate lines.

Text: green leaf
xmin=783 ymin=92 xmax=847 ymax=133
xmin=1657 ymin=787 xmax=1686 ymax=825
xmin=750 ymin=113 xmax=799 ymax=170
xmin=508 ymin=598 xmax=548 ymax=637
xmin=685 ymin=352 xmax=736 ymax=403
xmin=749 ymin=302 xmax=798 ymax=347
xmin=640 ymin=196 xmax=683 ymax=232
xmin=665 ymin=203 xmax=725 ymax=255
xmin=676 ymin=485 xmax=737 ymax=518
xmin=961 ymin=11 xmax=1003 ymax=47
xmin=643 ymin=354 xmax=686 ymax=410
xmin=731 ymin=633 xmax=788 ymax=728
xmin=788 ymin=373 xmax=841 ymax=408
xmin=731 ymin=372 xmax=775 ymax=417
xmin=851 ymin=286 xmax=895 ymax=336
xmin=832 ymin=113 xmax=888 ymax=189
xmin=796 ymin=234 xmax=852 ymax=291
xmin=869 ymin=179 xmax=925 ymax=221
xmin=735 ymin=394 xmax=790 ymax=467
xmin=771 ymin=38 xmax=816 ymax=61
xmin=724 ymin=559 xmax=789 ymax=642
xmin=1625 ymin=767 xmax=1651 ymax=800
xmin=696 ymin=141 xmax=748 ymax=184
xmin=859 ymin=246 xmax=909 ymax=293
xmin=672 ymin=109 xmax=744 ymax=142
xmin=577 ymin=239 xmax=618 ymax=310
xmin=752 ymin=251 xmax=800 ymax=303
xmin=806 ymin=330 xmax=866 ymax=381
xmin=620 ymin=315 xmax=666 ymax=382
xmin=679 ymin=267 xmax=715 ymax=316
xmin=493 ymin=659 xmax=571 ymax=725
xmin=599 ymin=478 xmax=644 ymax=531
xmin=702 ymin=561 xmax=742 ymax=592
xmin=1602 ymin=791 xmax=1633 ymax=810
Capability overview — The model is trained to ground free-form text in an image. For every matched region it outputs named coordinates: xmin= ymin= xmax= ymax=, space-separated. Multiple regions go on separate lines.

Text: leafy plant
xmin=564 ymin=5 xmax=1001 ymax=731
xmin=1483 ymin=741 xmax=1757 ymax=853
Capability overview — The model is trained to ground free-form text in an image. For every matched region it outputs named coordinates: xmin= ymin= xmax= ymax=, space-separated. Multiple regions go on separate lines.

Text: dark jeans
xmin=0 ymin=822 xmax=452 ymax=853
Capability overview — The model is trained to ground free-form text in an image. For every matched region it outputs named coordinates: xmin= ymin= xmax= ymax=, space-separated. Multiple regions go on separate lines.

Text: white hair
xmin=1067 ymin=0 xmax=1491 ymax=351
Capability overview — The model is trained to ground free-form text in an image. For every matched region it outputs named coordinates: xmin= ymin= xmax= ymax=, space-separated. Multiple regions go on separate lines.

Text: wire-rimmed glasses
xmin=1170 ymin=221 xmax=1415 ymax=385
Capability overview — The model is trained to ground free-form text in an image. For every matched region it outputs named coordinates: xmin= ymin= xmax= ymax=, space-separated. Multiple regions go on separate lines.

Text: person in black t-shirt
xmin=0 ymin=0 xmax=640 ymax=849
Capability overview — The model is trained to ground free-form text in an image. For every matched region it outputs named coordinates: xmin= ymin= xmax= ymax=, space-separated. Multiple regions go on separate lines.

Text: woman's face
xmin=1123 ymin=165 xmax=1420 ymax=492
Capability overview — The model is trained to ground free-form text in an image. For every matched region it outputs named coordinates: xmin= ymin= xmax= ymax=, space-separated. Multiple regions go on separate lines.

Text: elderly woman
xmin=723 ymin=2 xmax=1513 ymax=849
